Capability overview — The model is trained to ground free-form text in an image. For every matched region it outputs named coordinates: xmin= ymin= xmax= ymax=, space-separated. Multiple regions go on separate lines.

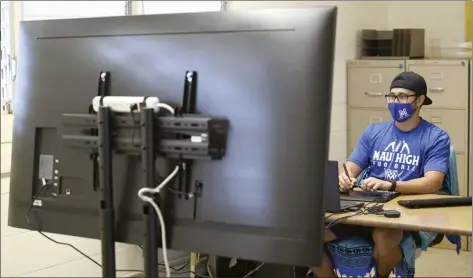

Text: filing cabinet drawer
xmin=348 ymin=61 xmax=405 ymax=109
xmin=348 ymin=109 xmax=391 ymax=153
xmin=420 ymin=109 xmax=467 ymax=152
xmin=407 ymin=60 xmax=469 ymax=109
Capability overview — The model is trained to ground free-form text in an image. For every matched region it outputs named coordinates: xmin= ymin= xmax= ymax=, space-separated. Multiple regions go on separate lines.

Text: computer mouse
xmin=383 ymin=210 xmax=401 ymax=218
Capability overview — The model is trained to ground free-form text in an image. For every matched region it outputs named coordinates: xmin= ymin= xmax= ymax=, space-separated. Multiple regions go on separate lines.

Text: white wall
xmin=142 ymin=1 xmax=221 ymax=14
xmin=1 ymin=1 xmax=468 ymax=277
xmin=21 ymin=1 xmax=126 ymax=20
xmin=227 ymin=0 xmax=466 ymax=163
xmin=386 ymin=1 xmax=466 ymax=56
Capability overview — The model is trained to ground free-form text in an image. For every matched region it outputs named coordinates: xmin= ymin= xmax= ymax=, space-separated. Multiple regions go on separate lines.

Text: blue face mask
xmin=388 ymin=102 xmax=415 ymax=122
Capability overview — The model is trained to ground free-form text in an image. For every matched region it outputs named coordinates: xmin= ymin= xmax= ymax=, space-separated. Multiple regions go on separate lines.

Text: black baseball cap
xmin=390 ymin=71 xmax=432 ymax=105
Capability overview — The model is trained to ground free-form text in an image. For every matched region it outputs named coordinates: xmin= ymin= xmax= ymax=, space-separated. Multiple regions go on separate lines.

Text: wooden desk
xmin=325 ymin=194 xmax=472 ymax=236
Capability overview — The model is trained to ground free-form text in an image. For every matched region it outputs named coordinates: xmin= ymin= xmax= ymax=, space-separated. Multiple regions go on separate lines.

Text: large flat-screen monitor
xmin=9 ymin=7 xmax=336 ymax=267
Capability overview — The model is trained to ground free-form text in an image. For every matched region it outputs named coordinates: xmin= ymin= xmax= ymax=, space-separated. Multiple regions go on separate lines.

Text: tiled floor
xmin=1 ymin=142 xmax=12 ymax=175
xmin=1 ymin=114 xmax=13 ymax=175
xmin=1 ymin=114 xmax=13 ymax=144
xmin=416 ymin=248 xmax=471 ymax=277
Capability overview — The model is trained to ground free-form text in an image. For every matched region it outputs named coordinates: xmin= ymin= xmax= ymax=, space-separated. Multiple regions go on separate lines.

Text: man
xmin=312 ymin=72 xmax=451 ymax=278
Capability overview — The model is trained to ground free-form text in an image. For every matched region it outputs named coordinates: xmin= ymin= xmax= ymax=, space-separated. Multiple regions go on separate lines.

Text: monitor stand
xmin=60 ymin=71 xmax=230 ymax=278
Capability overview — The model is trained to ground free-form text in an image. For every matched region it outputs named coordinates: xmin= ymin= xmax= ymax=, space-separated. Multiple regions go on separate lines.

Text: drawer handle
xmin=430 ymin=116 xmax=443 ymax=124
xmin=364 ymin=92 xmax=383 ymax=97
xmin=429 ymin=87 xmax=444 ymax=93
xmin=370 ymin=117 xmax=382 ymax=123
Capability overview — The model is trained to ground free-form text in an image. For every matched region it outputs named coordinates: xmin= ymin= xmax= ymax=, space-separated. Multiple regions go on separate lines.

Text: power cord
xmin=199 ymin=260 xmax=264 ymax=278
xmin=243 ymin=262 xmax=265 ymax=278
xmin=25 ymin=179 xmax=50 ymax=224
xmin=137 ymin=165 xmax=180 ymax=277
xmin=136 ymin=245 xmax=204 ymax=272
xmin=27 ymin=179 xmax=268 ymax=278
xmin=137 ymin=246 xmax=265 ymax=278
xmin=134 ymin=101 xmax=178 ymax=277
xmin=157 ymin=103 xmax=175 ymax=115
xmin=201 ymin=260 xmax=265 ymax=278
xmin=26 ymin=179 xmax=143 ymax=273
xmin=206 ymin=259 xmax=214 ymax=278
xmin=136 ymin=246 xmax=216 ymax=277
xmin=29 ymin=102 xmax=265 ymax=278
xmin=136 ymin=95 xmax=265 ymax=278
xmin=325 ymin=210 xmax=365 ymax=230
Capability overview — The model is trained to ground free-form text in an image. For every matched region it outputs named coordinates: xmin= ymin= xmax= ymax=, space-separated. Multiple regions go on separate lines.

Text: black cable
xmin=38 ymin=231 xmax=101 ymax=268
xmin=325 ymin=210 xmax=365 ymax=230
xmin=37 ymin=231 xmax=142 ymax=272
xmin=25 ymin=184 xmax=50 ymax=224
xmin=138 ymin=245 xmax=189 ymax=271
xmin=170 ymin=262 xmax=190 ymax=272
xmin=26 ymin=182 xmax=143 ymax=273
xmin=137 ymin=245 xmax=210 ymax=273
xmin=167 ymin=187 xmax=193 ymax=197
xmin=137 ymin=245 xmax=261 ymax=278
xmin=324 ymin=201 xmax=383 ymax=229
xmin=242 ymin=262 xmax=265 ymax=278
xmin=177 ymin=270 xmax=213 ymax=277
xmin=28 ymin=185 xmax=262 ymax=277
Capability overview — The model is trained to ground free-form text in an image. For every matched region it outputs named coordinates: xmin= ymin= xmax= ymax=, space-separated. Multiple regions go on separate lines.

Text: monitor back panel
xmin=9 ymin=8 xmax=337 ymax=266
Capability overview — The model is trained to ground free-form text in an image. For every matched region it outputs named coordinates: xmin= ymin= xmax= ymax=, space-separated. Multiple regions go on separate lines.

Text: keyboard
xmin=340 ymin=190 xmax=401 ymax=203
xmin=398 ymin=197 xmax=472 ymax=209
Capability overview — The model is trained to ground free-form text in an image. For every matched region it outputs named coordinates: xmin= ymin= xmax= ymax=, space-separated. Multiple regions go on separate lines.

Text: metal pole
xmin=141 ymin=108 xmax=159 ymax=278
xmin=98 ymin=106 xmax=117 ymax=278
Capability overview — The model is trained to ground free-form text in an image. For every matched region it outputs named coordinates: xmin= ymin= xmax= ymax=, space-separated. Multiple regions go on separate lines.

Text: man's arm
xmin=395 ymin=171 xmax=446 ymax=194
xmin=344 ymin=161 xmax=363 ymax=179
xmin=345 ymin=125 xmax=373 ymax=178
xmin=395 ymin=132 xmax=450 ymax=194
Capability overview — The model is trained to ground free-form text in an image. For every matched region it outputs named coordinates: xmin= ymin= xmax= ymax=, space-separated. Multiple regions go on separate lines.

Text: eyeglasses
xmin=384 ymin=93 xmax=417 ymax=103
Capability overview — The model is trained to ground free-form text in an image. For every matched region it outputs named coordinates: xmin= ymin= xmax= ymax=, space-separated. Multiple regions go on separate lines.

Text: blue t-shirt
xmin=348 ymin=119 xmax=450 ymax=182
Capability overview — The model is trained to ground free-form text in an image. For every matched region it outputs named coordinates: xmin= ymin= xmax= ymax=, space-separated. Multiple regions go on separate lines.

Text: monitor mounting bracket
xmin=60 ymin=71 xmax=230 ymax=278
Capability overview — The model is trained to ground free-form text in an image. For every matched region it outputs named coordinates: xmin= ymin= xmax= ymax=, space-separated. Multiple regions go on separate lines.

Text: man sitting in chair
xmin=312 ymin=72 xmax=451 ymax=278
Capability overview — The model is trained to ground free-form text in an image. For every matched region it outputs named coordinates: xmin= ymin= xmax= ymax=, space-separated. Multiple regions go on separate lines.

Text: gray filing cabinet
xmin=347 ymin=60 xmax=404 ymax=153
xmin=347 ymin=59 xmax=471 ymax=251
xmin=406 ymin=60 xmax=470 ymax=197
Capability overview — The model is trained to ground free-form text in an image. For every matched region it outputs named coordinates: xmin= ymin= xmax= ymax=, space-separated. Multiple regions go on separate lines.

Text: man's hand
xmin=339 ymin=173 xmax=357 ymax=192
xmin=360 ymin=177 xmax=391 ymax=192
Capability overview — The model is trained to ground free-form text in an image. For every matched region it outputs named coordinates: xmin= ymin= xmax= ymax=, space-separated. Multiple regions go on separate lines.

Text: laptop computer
xmin=324 ymin=161 xmax=363 ymax=213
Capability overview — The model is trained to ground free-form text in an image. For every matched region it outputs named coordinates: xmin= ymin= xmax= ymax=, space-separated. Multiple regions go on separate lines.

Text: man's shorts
xmin=329 ymin=224 xmax=426 ymax=247
xmin=330 ymin=224 xmax=374 ymax=242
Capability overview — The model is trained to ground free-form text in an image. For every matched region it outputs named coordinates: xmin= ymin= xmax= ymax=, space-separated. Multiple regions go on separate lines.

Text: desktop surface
xmin=326 ymin=194 xmax=472 ymax=236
